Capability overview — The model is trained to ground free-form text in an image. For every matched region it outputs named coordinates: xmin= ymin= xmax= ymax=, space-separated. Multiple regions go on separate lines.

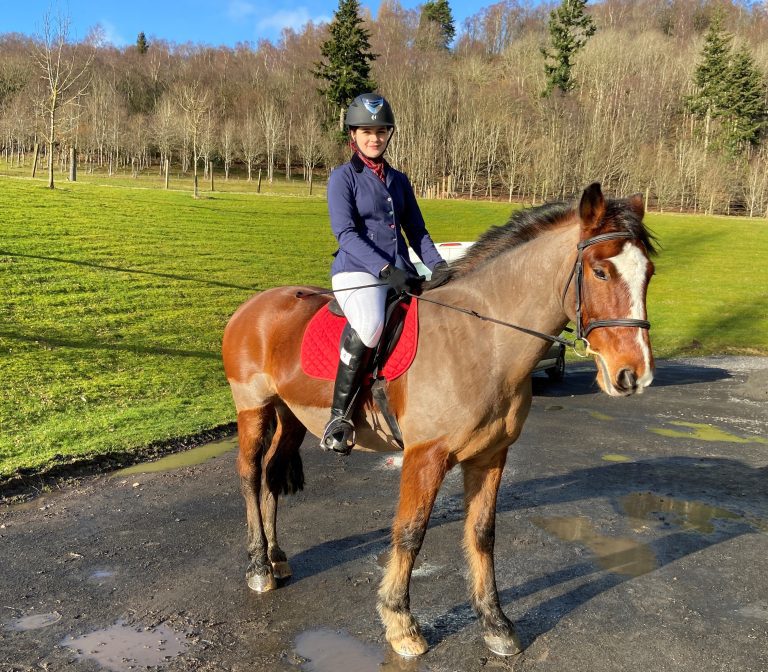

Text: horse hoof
xmin=247 ymin=573 xmax=277 ymax=593
xmin=271 ymin=560 xmax=292 ymax=580
xmin=484 ymin=632 xmax=522 ymax=657
xmin=389 ymin=634 xmax=428 ymax=658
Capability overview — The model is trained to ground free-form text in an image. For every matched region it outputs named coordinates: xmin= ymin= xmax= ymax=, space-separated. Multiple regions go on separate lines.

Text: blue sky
xmin=2 ymin=0 xmax=490 ymax=46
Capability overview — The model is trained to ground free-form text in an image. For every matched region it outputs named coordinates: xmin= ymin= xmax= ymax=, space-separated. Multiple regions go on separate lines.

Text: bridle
xmin=561 ymin=230 xmax=651 ymax=356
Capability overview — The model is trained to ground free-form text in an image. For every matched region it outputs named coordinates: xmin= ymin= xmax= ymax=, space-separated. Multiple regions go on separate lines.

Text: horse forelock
xmin=601 ymin=199 xmax=658 ymax=257
xmin=424 ymin=197 xmax=657 ymax=290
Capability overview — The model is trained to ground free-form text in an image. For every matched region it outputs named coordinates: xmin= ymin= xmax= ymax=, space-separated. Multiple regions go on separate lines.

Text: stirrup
xmin=321 ymin=416 xmax=355 ymax=455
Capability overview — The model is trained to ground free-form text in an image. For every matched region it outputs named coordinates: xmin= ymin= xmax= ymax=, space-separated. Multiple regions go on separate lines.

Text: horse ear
xmin=579 ymin=182 xmax=605 ymax=232
xmin=628 ymin=193 xmax=645 ymax=219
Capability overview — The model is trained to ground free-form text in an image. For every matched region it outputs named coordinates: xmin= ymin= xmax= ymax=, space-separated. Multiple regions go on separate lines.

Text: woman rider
xmin=321 ymin=92 xmax=447 ymax=454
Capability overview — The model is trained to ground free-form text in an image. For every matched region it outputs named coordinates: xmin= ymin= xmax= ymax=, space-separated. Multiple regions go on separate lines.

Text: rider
xmin=321 ymin=92 xmax=447 ymax=454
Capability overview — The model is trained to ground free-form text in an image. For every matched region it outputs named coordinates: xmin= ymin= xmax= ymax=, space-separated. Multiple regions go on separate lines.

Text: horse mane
xmin=424 ymin=197 xmax=657 ymax=289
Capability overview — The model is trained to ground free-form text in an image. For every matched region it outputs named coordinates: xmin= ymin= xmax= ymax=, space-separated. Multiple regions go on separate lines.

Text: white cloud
xmin=100 ymin=20 xmax=127 ymax=47
xmin=256 ymin=7 xmax=330 ymax=33
xmin=228 ymin=1 xmax=257 ymax=21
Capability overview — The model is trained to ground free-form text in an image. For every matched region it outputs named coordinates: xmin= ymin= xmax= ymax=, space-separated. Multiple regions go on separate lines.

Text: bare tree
xmin=177 ymin=80 xmax=211 ymax=197
xmin=34 ymin=9 xmax=93 ymax=189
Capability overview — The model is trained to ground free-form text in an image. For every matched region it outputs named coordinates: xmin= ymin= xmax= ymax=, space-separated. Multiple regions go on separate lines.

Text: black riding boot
xmin=321 ymin=325 xmax=371 ymax=455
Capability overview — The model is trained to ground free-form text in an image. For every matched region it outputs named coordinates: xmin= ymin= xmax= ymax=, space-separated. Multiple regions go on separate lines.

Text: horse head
xmin=573 ymin=183 xmax=656 ymax=397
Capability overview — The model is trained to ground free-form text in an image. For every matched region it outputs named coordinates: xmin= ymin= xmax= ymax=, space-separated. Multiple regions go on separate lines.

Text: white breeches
xmin=332 ymin=271 xmax=388 ymax=348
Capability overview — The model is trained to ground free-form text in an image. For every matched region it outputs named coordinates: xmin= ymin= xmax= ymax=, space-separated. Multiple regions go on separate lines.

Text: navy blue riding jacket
xmin=327 ymin=153 xmax=444 ymax=278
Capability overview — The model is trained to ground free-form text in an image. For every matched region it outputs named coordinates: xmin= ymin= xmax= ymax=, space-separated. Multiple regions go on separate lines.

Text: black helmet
xmin=344 ymin=93 xmax=395 ymax=129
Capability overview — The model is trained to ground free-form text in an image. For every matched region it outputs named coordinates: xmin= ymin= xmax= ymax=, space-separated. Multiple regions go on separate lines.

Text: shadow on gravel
xmin=288 ymin=456 xmax=767 ymax=650
xmin=533 ymin=360 xmax=731 ymax=398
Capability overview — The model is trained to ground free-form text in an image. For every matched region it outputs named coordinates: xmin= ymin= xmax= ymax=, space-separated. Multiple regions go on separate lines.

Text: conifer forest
xmin=2 ymin=0 xmax=768 ymax=215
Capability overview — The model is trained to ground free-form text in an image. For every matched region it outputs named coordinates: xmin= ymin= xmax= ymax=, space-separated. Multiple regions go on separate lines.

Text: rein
xmin=295 ymin=231 xmax=650 ymax=357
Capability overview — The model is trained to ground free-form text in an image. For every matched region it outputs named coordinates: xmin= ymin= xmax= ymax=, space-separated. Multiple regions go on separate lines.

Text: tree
xmin=314 ymin=0 xmax=377 ymax=129
xmin=136 ymin=32 xmax=149 ymax=55
xmin=35 ymin=10 xmax=93 ymax=188
xmin=541 ymin=0 xmax=596 ymax=96
xmin=722 ymin=43 xmax=765 ymax=153
xmin=418 ymin=0 xmax=455 ymax=50
xmin=688 ymin=12 xmax=732 ymax=150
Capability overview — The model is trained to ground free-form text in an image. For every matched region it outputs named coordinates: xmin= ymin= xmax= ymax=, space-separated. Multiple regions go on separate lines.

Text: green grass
xmin=0 ymin=175 xmax=766 ymax=481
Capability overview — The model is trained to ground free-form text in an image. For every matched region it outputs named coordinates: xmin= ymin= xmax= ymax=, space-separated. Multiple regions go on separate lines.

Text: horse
xmin=221 ymin=182 xmax=657 ymax=657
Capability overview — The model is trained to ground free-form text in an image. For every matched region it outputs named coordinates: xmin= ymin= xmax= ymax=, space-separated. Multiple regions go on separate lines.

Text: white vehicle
xmin=410 ymin=241 xmax=566 ymax=381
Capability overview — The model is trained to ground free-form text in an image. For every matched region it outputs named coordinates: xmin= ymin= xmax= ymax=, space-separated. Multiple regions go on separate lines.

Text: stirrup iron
xmin=321 ymin=416 xmax=355 ymax=455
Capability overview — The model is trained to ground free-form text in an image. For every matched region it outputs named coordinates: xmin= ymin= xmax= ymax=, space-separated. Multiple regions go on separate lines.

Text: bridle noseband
xmin=562 ymin=231 xmax=651 ymax=356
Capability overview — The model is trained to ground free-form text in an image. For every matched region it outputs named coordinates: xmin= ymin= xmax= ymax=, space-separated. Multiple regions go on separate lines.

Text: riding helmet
xmin=344 ymin=93 xmax=395 ymax=129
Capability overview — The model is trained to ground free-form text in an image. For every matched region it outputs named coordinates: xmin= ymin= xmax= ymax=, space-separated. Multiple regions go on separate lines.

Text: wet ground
xmin=1 ymin=356 xmax=766 ymax=672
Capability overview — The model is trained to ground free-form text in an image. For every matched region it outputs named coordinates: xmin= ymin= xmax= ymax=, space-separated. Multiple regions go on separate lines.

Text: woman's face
xmin=351 ymin=126 xmax=392 ymax=159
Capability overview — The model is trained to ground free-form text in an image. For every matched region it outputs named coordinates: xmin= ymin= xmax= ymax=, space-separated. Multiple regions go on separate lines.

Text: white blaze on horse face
xmin=608 ymin=242 xmax=654 ymax=390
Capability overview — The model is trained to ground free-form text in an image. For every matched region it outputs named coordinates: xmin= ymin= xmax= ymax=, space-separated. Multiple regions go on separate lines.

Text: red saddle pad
xmin=301 ymin=300 xmax=419 ymax=381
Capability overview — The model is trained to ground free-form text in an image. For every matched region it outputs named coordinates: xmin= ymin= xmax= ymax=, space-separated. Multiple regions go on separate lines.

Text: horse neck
xmin=443 ymin=221 xmax=579 ymax=356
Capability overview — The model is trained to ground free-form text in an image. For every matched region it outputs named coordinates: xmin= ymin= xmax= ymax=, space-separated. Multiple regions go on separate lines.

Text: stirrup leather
xmin=321 ymin=416 xmax=355 ymax=455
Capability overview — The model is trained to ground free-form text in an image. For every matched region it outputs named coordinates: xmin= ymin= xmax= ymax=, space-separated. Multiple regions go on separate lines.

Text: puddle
xmin=602 ymin=453 xmax=631 ymax=463
xmin=590 ymin=411 xmax=613 ymax=421
xmin=7 ymin=612 xmax=62 ymax=631
xmin=545 ymin=405 xmax=564 ymax=411
xmin=533 ymin=516 xmax=657 ymax=577
xmin=62 ymin=620 xmax=187 ymax=672
xmin=89 ymin=569 xmax=116 ymax=581
xmin=294 ymin=629 xmax=382 ymax=672
xmin=113 ymin=437 xmax=238 ymax=476
xmin=294 ymin=629 xmax=422 ymax=672
xmin=620 ymin=492 xmax=743 ymax=534
xmin=649 ymin=421 xmax=768 ymax=445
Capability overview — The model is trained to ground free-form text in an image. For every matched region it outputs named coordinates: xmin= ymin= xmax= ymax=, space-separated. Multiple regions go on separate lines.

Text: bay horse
xmin=221 ymin=183 xmax=656 ymax=657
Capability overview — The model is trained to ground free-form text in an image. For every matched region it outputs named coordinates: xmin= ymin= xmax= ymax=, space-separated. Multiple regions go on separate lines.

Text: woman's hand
xmin=380 ymin=265 xmax=421 ymax=295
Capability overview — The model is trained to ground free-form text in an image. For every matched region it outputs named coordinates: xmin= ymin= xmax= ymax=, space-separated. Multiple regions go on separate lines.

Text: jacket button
xmin=387 ymin=197 xmax=392 ymax=201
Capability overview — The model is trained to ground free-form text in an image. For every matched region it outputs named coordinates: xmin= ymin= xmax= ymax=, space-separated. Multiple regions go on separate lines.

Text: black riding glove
xmin=380 ymin=265 xmax=418 ymax=295
xmin=428 ymin=261 xmax=450 ymax=288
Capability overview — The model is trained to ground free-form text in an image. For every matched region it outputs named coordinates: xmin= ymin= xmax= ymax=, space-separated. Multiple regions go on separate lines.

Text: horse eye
xmin=593 ymin=268 xmax=608 ymax=281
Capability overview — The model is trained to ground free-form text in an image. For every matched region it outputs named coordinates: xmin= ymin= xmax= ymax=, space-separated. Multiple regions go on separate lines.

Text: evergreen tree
xmin=136 ymin=32 xmax=149 ymax=55
xmin=723 ymin=43 xmax=766 ymax=152
xmin=419 ymin=0 xmax=456 ymax=50
xmin=314 ymin=0 xmax=377 ymax=129
xmin=541 ymin=0 xmax=596 ymax=96
xmin=688 ymin=13 xmax=731 ymax=126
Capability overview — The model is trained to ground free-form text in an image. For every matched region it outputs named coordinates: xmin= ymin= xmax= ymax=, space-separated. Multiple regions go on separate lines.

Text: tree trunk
xmin=164 ymin=157 xmax=170 ymax=189
xmin=69 ymin=147 xmax=77 ymax=182
xmin=31 ymin=143 xmax=40 ymax=178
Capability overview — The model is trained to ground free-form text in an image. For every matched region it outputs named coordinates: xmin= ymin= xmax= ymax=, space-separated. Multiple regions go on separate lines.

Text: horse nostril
xmin=618 ymin=368 xmax=637 ymax=392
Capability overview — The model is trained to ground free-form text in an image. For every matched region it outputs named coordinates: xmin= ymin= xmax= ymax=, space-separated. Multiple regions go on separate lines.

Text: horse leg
xmin=378 ymin=441 xmax=450 ymax=657
xmin=237 ymin=404 xmax=278 ymax=593
xmin=462 ymin=448 xmax=522 ymax=656
xmin=260 ymin=404 xmax=306 ymax=581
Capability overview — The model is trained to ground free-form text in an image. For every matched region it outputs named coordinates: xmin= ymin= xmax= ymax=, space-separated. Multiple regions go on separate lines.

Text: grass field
xmin=1 ymin=173 xmax=766 ymax=483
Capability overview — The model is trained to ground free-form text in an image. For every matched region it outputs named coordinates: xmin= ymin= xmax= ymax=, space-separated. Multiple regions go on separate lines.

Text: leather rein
xmin=413 ymin=230 xmax=651 ymax=357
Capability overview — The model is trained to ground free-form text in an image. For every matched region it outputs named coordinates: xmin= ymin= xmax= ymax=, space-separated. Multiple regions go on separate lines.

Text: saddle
xmin=301 ymin=292 xmax=418 ymax=447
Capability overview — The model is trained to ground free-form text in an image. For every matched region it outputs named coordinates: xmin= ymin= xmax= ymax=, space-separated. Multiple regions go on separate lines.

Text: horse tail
xmin=264 ymin=404 xmax=306 ymax=496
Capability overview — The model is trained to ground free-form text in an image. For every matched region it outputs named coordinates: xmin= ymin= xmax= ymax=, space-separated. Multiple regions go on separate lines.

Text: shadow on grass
xmin=0 ymin=250 xmax=259 ymax=292
xmin=665 ymin=294 xmax=768 ymax=358
xmin=0 ymin=329 xmax=220 ymax=360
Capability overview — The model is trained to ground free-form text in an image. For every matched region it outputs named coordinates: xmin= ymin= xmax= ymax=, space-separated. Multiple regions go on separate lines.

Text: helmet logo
xmin=363 ymin=98 xmax=384 ymax=115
